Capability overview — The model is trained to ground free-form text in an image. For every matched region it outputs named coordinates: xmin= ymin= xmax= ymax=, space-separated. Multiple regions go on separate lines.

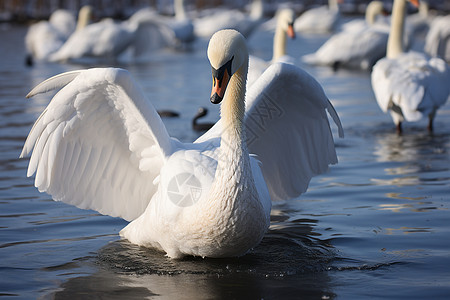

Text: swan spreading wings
xmin=21 ymin=30 xmax=343 ymax=258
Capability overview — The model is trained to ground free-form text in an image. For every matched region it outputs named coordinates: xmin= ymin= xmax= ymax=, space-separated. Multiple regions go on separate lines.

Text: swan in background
xmin=193 ymin=0 xmax=264 ymax=39
xmin=294 ymin=0 xmax=340 ymax=34
xmin=339 ymin=1 xmax=389 ymax=33
xmin=424 ymin=15 xmax=450 ymax=63
xmin=302 ymin=1 xmax=390 ymax=70
xmin=129 ymin=0 xmax=195 ymax=47
xmin=21 ymin=29 xmax=343 ymax=258
xmin=248 ymin=8 xmax=296 ymax=85
xmin=48 ymin=6 xmax=176 ymax=63
xmin=25 ymin=9 xmax=77 ymax=64
xmin=406 ymin=0 xmax=432 ymax=35
xmin=371 ymin=0 xmax=450 ymax=134
xmin=25 ymin=6 xmax=92 ymax=64
xmin=192 ymin=107 xmax=215 ymax=132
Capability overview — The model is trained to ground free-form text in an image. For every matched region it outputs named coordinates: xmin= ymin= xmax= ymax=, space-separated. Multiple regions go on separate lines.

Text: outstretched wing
xmin=21 ymin=68 xmax=174 ymax=221
xmin=244 ymin=63 xmax=343 ymax=201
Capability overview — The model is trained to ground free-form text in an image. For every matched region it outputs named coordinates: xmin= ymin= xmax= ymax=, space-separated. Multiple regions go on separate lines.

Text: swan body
xmin=49 ymin=18 xmax=137 ymax=63
xmin=424 ymin=15 xmax=450 ymax=63
xmin=49 ymin=7 xmax=177 ymax=63
xmin=371 ymin=0 xmax=450 ymax=133
xmin=193 ymin=0 xmax=264 ymax=39
xmin=129 ymin=0 xmax=195 ymax=47
xmin=294 ymin=0 xmax=340 ymax=33
xmin=248 ymin=8 xmax=296 ymax=85
xmin=21 ymin=30 xmax=343 ymax=258
xmin=25 ymin=9 xmax=76 ymax=61
xmin=303 ymin=1 xmax=389 ymax=70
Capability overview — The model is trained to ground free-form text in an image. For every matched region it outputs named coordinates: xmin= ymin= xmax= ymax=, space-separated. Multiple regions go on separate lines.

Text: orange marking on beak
xmin=210 ymin=68 xmax=230 ymax=102
xmin=409 ymin=0 xmax=419 ymax=8
xmin=287 ymin=24 xmax=296 ymax=39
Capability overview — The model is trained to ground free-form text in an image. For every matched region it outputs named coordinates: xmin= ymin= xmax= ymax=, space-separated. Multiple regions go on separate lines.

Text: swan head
xmin=207 ymin=30 xmax=248 ymax=104
xmin=276 ymin=8 xmax=295 ymax=39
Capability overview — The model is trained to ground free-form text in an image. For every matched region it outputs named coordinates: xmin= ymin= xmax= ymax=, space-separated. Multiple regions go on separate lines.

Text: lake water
xmin=1 ymin=19 xmax=449 ymax=299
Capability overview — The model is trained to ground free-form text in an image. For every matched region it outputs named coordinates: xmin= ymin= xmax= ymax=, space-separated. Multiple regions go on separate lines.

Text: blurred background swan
xmin=424 ymin=14 xmax=450 ymax=63
xmin=302 ymin=1 xmax=390 ymax=70
xmin=371 ymin=0 xmax=450 ymax=134
xmin=248 ymin=8 xmax=296 ymax=85
xmin=294 ymin=0 xmax=340 ymax=34
xmin=24 ymin=7 xmax=89 ymax=64
xmin=193 ymin=0 xmax=265 ymax=39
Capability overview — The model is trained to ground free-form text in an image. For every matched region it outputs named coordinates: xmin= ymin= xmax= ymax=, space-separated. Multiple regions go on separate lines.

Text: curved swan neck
xmin=387 ymin=0 xmax=406 ymax=58
xmin=329 ymin=0 xmax=339 ymax=11
xmin=220 ymin=59 xmax=248 ymax=148
xmin=174 ymin=0 xmax=187 ymax=20
xmin=365 ymin=1 xmax=383 ymax=25
xmin=273 ymin=24 xmax=287 ymax=61
xmin=76 ymin=6 xmax=92 ymax=31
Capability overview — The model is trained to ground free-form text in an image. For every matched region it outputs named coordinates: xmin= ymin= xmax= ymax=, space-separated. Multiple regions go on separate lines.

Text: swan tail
xmin=26 ymin=70 xmax=81 ymax=98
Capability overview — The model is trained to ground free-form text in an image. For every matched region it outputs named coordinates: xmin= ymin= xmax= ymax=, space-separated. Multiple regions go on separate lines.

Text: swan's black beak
xmin=210 ymin=56 xmax=233 ymax=104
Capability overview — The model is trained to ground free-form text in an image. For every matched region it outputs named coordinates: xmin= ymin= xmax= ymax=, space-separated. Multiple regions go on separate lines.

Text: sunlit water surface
xmin=0 ymin=20 xmax=449 ymax=299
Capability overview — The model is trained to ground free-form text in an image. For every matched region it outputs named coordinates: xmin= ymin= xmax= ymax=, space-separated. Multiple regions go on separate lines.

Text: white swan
xmin=25 ymin=9 xmax=77 ymax=62
xmin=302 ymin=1 xmax=390 ymax=70
xmin=424 ymin=15 xmax=450 ymax=63
xmin=193 ymin=0 xmax=264 ymax=39
xmin=371 ymin=0 xmax=450 ymax=133
xmin=294 ymin=0 xmax=340 ymax=34
xmin=21 ymin=29 xmax=343 ymax=258
xmin=248 ymin=8 xmax=296 ymax=85
xmin=128 ymin=0 xmax=195 ymax=47
xmin=49 ymin=6 xmax=175 ymax=63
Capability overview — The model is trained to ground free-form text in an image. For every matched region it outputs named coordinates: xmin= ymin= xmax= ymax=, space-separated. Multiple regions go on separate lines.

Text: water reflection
xmin=44 ymin=212 xmax=337 ymax=299
xmin=372 ymin=130 xmax=450 ymax=187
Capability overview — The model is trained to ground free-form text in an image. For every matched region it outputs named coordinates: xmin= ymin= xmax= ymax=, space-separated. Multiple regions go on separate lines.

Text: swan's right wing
xmin=21 ymin=68 xmax=174 ymax=221
xmin=244 ymin=63 xmax=343 ymax=201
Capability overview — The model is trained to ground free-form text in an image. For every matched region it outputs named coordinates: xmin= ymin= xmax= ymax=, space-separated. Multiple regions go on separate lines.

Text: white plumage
xmin=424 ymin=15 xmax=450 ymax=63
xmin=248 ymin=8 xmax=296 ymax=86
xmin=21 ymin=30 xmax=343 ymax=258
xmin=193 ymin=0 xmax=264 ymax=39
xmin=371 ymin=0 xmax=450 ymax=133
xmin=302 ymin=1 xmax=389 ymax=70
xmin=294 ymin=0 xmax=340 ymax=34
xmin=25 ymin=9 xmax=76 ymax=61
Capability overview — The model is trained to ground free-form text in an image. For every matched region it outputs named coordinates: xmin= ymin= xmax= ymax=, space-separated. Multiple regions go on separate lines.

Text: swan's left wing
xmin=244 ymin=63 xmax=343 ymax=201
xmin=21 ymin=68 xmax=173 ymax=221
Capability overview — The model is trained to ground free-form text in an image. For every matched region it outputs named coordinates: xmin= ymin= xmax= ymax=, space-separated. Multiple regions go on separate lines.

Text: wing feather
xmin=21 ymin=68 xmax=174 ymax=221
xmin=245 ymin=63 xmax=343 ymax=201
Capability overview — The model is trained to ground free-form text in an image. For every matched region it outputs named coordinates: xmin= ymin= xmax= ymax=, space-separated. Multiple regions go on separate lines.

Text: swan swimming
xmin=294 ymin=0 xmax=340 ymax=34
xmin=302 ymin=1 xmax=390 ymax=70
xmin=21 ymin=29 xmax=343 ymax=258
xmin=371 ymin=0 xmax=450 ymax=133
xmin=248 ymin=8 xmax=296 ymax=85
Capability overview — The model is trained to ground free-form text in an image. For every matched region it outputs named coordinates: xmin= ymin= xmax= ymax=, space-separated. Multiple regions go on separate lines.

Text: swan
xmin=294 ymin=0 xmax=340 ymax=34
xmin=424 ymin=15 xmax=450 ymax=63
xmin=48 ymin=6 xmax=175 ymax=63
xmin=21 ymin=29 xmax=343 ymax=258
xmin=192 ymin=107 xmax=215 ymax=132
xmin=193 ymin=0 xmax=264 ymax=39
xmin=302 ymin=1 xmax=390 ymax=70
xmin=128 ymin=0 xmax=195 ymax=47
xmin=248 ymin=8 xmax=296 ymax=85
xmin=371 ymin=0 xmax=450 ymax=133
xmin=25 ymin=9 xmax=78 ymax=64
